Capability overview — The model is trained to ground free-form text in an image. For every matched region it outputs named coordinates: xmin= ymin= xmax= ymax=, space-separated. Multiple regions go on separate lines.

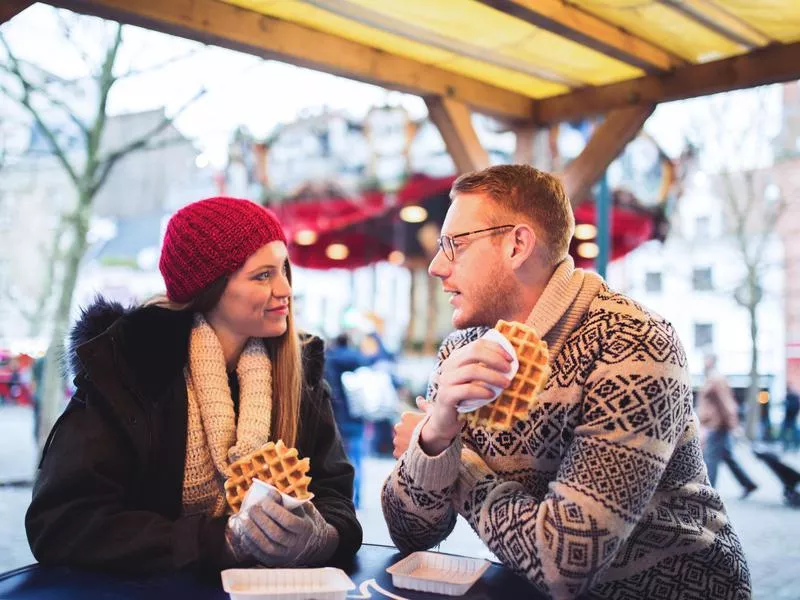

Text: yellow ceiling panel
xmin=714 ymin=0 xmax=800 ymax=43
xmin=223 ymin=0 xmax=643 ymax=95
xmin=332 ymin=0 xmax=643 ymax=85
xmin=572 ymin=0 xmax=746 ymax=62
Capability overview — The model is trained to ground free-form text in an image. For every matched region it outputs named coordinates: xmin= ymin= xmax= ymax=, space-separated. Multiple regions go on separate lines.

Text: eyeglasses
xmin=437 ymin=224 xmax=516 ymax=261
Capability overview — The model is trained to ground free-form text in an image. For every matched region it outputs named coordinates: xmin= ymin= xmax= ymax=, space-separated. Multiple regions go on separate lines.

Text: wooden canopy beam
xmin=536 ymin=41 xmax=800 ymax=126
xmin=1 ymin=0 xmax=32 ymax=24
xmin=425 ymin=96 xmax=490 ymax=174
xmin=477 ymin=0 xmax=682 ymax=73
xmin=561 ymin=105 xmax=655 ymax=205
xmin=51 ymin=0 xmax=535 ymax=122
xmin=657 ymin=0 xmax=771 ymax=49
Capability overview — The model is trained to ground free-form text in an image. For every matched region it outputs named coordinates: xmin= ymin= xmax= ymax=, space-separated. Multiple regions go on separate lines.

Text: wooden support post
xmin=1 ymin=0 xmax=32 ymax=24
xmin=561 ymin=105 xmax=654 ymax=205
xmin=425 ymin=96 xmax=490 ymax=174
xmin=513 ymin=126 xmax=537 ymax=165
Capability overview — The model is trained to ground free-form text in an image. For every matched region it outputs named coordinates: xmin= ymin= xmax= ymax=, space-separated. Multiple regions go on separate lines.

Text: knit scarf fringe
xmin=182 ymin=315 xmax=273 ymax=517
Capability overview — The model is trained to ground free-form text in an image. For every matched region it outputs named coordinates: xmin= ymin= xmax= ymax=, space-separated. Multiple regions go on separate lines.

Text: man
xmin=381 ymin=165 xmax=750 ymax=599
xmin=697 ymin=353 xmax=758 ymax=498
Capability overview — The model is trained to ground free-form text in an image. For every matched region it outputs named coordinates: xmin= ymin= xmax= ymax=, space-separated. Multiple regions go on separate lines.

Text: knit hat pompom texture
xmin=160 ymin=197 xmax=287 ymax=303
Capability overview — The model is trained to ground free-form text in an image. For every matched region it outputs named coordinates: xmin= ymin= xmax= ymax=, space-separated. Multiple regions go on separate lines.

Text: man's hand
xmin=393 ymin=397 xmax=431 ymax=458
xmin=420 ymin=339 xmax=513 ymax=456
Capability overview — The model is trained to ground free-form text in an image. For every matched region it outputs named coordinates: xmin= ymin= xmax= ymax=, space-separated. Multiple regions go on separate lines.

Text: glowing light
xmin=195 ymin=154 xmax=209 ymax=169
xmin=577 ymin=242 xmax=599 ymax=259
xmin=294 ymin=230 xmax=318 ymax=246
xmin=399 ymin=205 xmax=428 ymax=223
xmin=574 ymin=224 xmax=597 ymax=241
xmin=325 ymin=243 xmax=349 ymax=260
xmin=758 ymin=391 xmax=770 ymax=405
xmin=388 ymin=251 xmax=405 ymax=265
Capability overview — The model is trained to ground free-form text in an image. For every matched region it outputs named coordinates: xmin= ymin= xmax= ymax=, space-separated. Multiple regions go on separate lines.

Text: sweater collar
xmin=524 ymin=256 xmax=605 ymax=357
xmin=525 ymin=257 xmax=582 ymax=338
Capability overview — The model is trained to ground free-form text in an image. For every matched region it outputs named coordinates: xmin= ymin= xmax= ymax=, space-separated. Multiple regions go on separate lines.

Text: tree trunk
xmin=28 ymin=220 xmax=64 ymax=338
xmin=37 ymin=190 xmax=91 ymax=451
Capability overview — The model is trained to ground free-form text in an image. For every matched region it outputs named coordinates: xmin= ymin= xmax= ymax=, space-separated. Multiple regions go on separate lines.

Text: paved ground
xmin=1 ymin=404 xmax=798 ymax=598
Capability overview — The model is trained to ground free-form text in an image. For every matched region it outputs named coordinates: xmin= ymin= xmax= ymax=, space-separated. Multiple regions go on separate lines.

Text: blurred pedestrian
xmin=324 ymin=332 xmax=369 ymax=508
xmin=697 ymin=353 xmax=758 ymax=498
xmin=780 ymin=385 xmax=799 ymax=452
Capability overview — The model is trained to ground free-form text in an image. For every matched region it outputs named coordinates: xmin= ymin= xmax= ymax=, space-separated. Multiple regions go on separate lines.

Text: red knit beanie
xmin=159 ymin=197 xmax=287 ymax=303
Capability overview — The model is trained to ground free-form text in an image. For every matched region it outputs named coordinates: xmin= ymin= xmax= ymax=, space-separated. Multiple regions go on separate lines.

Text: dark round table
xmin=0 ymin=544 xmax=543 ymax=599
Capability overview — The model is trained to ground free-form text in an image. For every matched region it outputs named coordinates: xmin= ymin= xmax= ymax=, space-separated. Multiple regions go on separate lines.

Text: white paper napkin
xmin=240 ymin=477 xmax=314 ymax=512
xmin=456 ymin=328 xmax=519 ymax=413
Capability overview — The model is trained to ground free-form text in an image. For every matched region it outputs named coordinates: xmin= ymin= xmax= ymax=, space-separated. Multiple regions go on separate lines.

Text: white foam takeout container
xmin=386 ymin=551 xmax=491 ymax=596
xmin=221 ymin=567 xmax=355 ymax=600
xmin=241 ymin=477 xmax=314 ymax=512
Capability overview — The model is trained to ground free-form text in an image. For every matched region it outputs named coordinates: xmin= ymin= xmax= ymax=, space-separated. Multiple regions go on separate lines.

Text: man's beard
xmin=453 ymin=270 xmax=519 ymax=329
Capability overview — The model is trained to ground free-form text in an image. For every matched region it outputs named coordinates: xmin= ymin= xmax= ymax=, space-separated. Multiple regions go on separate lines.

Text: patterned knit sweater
xmin=381 ymin=259 xmax=750 ymax=600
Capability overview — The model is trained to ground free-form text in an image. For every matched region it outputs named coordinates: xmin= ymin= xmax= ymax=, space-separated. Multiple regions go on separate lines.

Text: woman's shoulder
xmin=69 ymin=296 xmax=193 ymax=383
xmin=299 ymin=332 xmax=325 ymax=389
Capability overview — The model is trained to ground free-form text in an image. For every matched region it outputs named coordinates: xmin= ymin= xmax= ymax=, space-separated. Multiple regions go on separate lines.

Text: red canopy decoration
xmin=570 ymin=201 xmax=656 ymax=268
xmin=272 ymin=174 xmax=455 ymax=240
xmin=271 ymin=173 xmax=664 ymax=270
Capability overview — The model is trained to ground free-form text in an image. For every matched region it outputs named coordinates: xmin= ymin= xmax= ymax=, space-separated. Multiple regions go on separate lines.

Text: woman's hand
xmin=225 ymin=487 xmax=338 ymax=566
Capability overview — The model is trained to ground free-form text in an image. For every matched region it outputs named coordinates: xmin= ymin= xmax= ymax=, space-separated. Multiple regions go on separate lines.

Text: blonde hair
xmin=451 ymin=164 xmax=575 ymax=265
xmin=147 ymin=264 xmax=303 ymax=447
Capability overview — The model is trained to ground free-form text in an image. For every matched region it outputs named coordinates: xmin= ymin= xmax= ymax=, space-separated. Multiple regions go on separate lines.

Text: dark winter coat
xmin=25 ymin=298 xmax=362 ymax=574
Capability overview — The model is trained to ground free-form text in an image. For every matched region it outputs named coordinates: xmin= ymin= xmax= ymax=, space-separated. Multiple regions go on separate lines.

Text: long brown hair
xmin=147 ymin=263 xmax=303 ymax=447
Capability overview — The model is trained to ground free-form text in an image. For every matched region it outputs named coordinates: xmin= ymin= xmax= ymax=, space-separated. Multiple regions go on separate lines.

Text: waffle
xmin=463 ymin=320 xmax=550 ymax=431
xmin=224 ymin=440 xmax=312 ymax=513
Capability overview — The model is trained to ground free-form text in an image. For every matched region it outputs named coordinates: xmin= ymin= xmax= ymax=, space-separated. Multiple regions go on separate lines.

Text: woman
xmin=26 ymin=197 xmax=362 ymax=573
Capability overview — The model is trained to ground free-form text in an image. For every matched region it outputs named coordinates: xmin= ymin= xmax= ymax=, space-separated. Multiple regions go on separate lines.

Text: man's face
xmin=428 ymin=193 xmax=518 ymax=329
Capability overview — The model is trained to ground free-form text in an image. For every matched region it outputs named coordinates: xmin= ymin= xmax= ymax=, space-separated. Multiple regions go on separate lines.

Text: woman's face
xmin=207 ymin=241 xmax=292 ymax=341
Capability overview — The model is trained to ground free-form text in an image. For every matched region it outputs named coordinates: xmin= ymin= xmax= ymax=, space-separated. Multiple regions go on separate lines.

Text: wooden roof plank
xmin=51 ymin=0 xmax=536 ymax=121
xmin=535 ymin=41 xmax=800 ymax=125
xmin=656 ymin=0 xmax=772 ymax=49
xmin=476 ymin=0 xmax=683 ymax=73
xmin=1 ymin=0 xmax=33 ymax=25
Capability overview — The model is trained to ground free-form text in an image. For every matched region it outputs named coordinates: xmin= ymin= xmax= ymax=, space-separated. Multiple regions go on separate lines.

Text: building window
xmin=645 ymin=271 xmax=662 ymax=293
xmin=695 ymin=215 xmax=711 ymax=238
xmin=692 ymin=267 xmax=713 ymax=291
xmin=694 ymin=323 xmax=713 ymax=349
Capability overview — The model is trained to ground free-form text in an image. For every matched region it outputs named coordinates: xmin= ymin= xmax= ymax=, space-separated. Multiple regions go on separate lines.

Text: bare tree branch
xmin=0 ymin=61 xmax=89 ymax=139
xmin=84 ymin=22 xmax=123 ymax=180
xmin=55 ymin=9 xmax=94 ymax=71
xmin=91 ymin=85 xmax=208 ymax=195
xmin=0 ymin=32 xmax=80 ymax=185
xmin=117 ymin=49 xmax=202 ymax=80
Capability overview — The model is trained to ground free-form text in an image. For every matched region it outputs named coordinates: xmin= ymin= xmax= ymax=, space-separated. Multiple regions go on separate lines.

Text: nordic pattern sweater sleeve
xmin=379 ymin=330 xmax=486 ymax=553
xmin=451 ymin=311 xmax=694 ymax=599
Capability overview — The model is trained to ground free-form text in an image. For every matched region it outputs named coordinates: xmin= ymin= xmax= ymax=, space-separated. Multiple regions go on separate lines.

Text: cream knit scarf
xmin=182 ymin=315 xmax=273 ymax=518
xmin=525 ymin=256 xmax=605 ymax=361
